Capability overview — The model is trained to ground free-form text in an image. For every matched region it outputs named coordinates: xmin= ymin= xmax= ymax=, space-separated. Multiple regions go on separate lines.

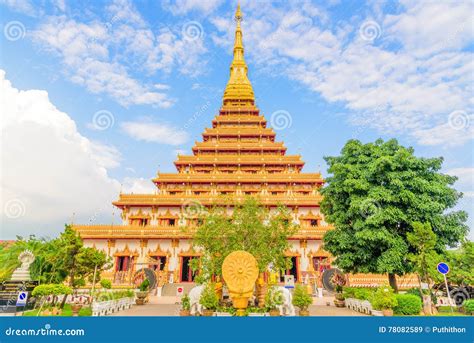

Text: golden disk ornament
xmin=222 ymin=251 xmax=259 ymax=316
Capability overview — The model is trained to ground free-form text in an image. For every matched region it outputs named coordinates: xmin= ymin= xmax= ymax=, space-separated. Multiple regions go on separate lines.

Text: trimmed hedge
xmin=463 ymin=299 xmax=474 ymax=314
xmin=343 ymin=287 xmax=375 ymax=300
xmin=393 ymin=294 xmax=422 ymax=315
xmin=32 ymin=284 xmax=72 ymax=297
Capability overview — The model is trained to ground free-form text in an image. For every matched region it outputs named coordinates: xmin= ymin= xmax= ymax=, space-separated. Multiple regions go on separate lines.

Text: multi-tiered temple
xmin=73 ymin=5 xmax=416 ymax=289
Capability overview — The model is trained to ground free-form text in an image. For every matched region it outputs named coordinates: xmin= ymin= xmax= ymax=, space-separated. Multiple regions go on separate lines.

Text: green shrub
xmin=292 ymin=284 xmax=313 ymax=311
xmin=138 ymin=279 xmax=150 ymax=292
xmin=100 ymin=279 xmax=112 ymax=289
xmin=32 ymin=284 xmax=72 ymax=297
xmin=371 ymin=286 xmax=397 ymax=310
xmin=73 ymin=278 xmax=86 ymax=288
xmin=199 ymin=283 xmax=219 ymax=310
xmin=181 ymin=294 xmax=190 ymax=311
xmin=463 ymin=299 xmax=474 ymax=314
xmin=405 ymin=288 xmax=423 ymax=299
xmin=393 ymin=294 xmax=422 ymax=315
xmin=342 ymin=287 xmax=355 ymax=299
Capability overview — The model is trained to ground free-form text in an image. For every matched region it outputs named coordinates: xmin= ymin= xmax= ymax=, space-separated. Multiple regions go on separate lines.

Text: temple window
xmin=116 ymin=256 xmax=133 ymax=271
xmin=310 ymin=219 xmax=318 ymax=227
xmin=150 ymin=256 xmax=167 ymax=271
xmin=169 ymin=219 xmax=176 ymax=226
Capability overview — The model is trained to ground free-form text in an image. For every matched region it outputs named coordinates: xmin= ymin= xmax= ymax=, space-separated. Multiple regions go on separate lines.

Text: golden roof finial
xmin=223 ymin=2 xmax=255 ymax=107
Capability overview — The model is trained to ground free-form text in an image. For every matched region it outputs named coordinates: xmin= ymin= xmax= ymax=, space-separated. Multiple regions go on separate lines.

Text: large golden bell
xmin=222 ymin=251 xmax=259 ymax=316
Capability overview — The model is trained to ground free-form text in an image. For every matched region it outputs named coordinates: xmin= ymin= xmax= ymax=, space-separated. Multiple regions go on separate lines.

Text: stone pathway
xmin=111 ymin=296 xmax=368 ymax=317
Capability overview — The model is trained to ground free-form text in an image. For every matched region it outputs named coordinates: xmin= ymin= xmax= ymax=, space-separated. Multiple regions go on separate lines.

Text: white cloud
xmin=106 ymin=0 xmax=145 ymax=26
xmin=1 ymin=0 xmax=36 ymax=16
xmin=447 ymin=167 xmax=474 ymax=198
xmin=162 ymin=0 xmax=223 ymax=15
xmin=29 ymin=0 xmax=208 ymax=107
xmin=384 ymin=1 xmax=473 ymax=57
xmin=121 ymin=120 xmax=189 ymax=145
xmin=121 ymin=177 xmax=156 ymax=194
xmin=211 ymin=1 xmax=474 ymax=146
xmin=31 ymin=15 xmax=174 ymax=108
xmin=0 ymin=70 xmax=121 ymax=238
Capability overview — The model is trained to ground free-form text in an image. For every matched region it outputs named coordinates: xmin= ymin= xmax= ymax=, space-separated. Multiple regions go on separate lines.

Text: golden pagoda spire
xmin=223 ymin=2 xmax=255 ymax=107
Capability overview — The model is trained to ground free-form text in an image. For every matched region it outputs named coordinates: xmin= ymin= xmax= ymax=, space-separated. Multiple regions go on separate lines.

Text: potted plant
xmin=292 ymin=284 xmax=312 ymax=316
xmin=71 ymin=300 xmax=83 ymax=316
xmin=180 ymin=294 xmax=191 ymax=316
xmin=334 ymin=284 xmax=345 ymax=307
xmin=371 ymin=285 xmax=397 ymax=316
xmin=199 ymin=283 xmax=219 ymax=316
xmin=136 ymin=279 xmax=150 ymax=305
xmin=332 ymin=272 xmax=346 ymax=307
xmin=265 ymin=287 xmax=283 ymax=316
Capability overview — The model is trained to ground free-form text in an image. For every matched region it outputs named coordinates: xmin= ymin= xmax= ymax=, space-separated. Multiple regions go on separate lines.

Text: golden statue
xmin=222 ymin=251 xmax=259 ymax=316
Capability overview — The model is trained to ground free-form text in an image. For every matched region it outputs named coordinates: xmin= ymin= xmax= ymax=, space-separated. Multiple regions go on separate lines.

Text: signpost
xmin=16 ymin=291 xmax=28 ymax=306
xmin=176 ymin=286 xmax=184 ymax=297
xmin=284 ymin=275 xmax=295 ymax=289
xmin=437 ymin=262 xmax=453 ymax=311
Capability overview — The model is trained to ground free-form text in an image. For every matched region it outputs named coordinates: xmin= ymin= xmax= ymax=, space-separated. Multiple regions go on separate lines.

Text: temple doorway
xmin=280 ymin=256 xmax=299 ymax=282
xmin=180 ymin=256 xmax=199 ymax=282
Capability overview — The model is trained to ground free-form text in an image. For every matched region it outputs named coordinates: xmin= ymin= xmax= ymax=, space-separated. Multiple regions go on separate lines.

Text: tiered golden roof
xmin=111 ymin=4 xmax=324 ymax=209
xmin=74 ymin=5 xmax=330 ymax=239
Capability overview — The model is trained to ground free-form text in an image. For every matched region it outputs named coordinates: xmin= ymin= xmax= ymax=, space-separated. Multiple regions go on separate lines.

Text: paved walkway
xmin=111 ymin=296 xmax=367 ymax=317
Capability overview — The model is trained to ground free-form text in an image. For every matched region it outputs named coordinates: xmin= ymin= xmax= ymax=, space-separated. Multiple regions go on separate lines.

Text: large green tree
xmin=321 ymin=139 xmax=468 ymax=290
xmin=190 ymin=197 xmax=296 ymax=282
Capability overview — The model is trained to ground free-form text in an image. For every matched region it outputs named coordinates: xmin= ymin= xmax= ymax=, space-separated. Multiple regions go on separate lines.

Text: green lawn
xmin=23 ymin=304 xmax=92 ymax=317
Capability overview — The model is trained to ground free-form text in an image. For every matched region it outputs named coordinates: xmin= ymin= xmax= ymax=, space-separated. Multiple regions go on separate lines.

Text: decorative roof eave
xmin=111 ymin=194 xmax=323 ymax=207
xmin=157 ymin=209 xmax=179 ymax=219
xmin=153 ymin=172 xmax=323 ymax=183
xmin=72 ymin=224 xmax=332 ymax=240
xmin=298 ymin=211 xmax=322 ymax=220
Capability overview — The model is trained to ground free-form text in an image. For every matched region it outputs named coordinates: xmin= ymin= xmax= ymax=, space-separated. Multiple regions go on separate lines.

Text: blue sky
xmin=0 ymin=0 xmax=472 ymax=240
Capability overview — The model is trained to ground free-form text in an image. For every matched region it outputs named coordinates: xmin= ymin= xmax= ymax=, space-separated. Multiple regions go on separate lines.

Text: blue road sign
xmin=437 ymin=262 xmax=449 ymax=275
xmin=16 ymin=291 xmax=28 ymax=306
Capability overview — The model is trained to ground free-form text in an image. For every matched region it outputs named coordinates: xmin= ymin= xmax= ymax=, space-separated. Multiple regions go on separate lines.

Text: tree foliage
xmin=321 ymin=139 xmax=468 ymax=285
xmin=0 ymin=225 xmax=110 ymax=287
xmin=407 ymin=222 xmax=443 ymax=285
xmin=191 ymin=197 xmax=296 ymax=281
xmin=446 ymin=240 xmax=474 ymax=286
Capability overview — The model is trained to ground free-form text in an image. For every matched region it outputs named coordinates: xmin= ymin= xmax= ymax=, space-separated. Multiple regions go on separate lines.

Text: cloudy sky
xmin=1 ymin=0 xmax=473 ymax=240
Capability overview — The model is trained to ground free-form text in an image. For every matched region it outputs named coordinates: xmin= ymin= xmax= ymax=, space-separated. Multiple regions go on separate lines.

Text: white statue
xmin=11 ymin=250 xmax=35 ymax=281
xmin=188 ymin=285 xmax=205 ymax=315
xmin=275 ymin=286 xmax=296 ymax=316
